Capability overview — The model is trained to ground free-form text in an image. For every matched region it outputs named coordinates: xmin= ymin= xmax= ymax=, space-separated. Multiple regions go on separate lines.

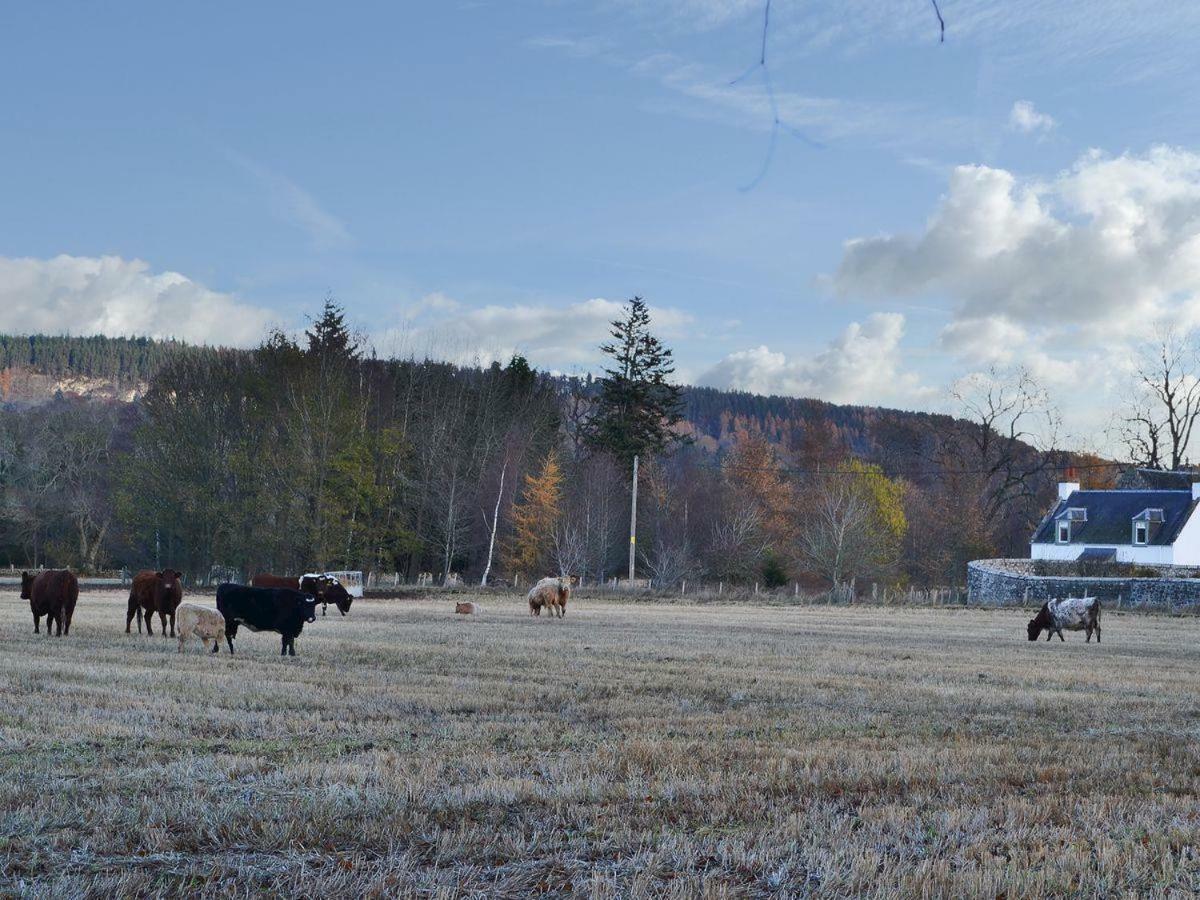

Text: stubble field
xmin=1 ymin=588 xmax=1199 ymax=897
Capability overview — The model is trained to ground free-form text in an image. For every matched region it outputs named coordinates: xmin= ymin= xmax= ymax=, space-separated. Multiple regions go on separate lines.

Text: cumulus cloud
xmin=834 ymin=146 xmax=1200 ymax=339
xmin=1008 ymin=100 xmax=1055 ymax=135
xmin=698 ymin=313 xmax=931 ymax=407
xmin=381 ymin=296 xmax=693 ymax=372
xmin=0 ymin=255 xmax=274 ymax=346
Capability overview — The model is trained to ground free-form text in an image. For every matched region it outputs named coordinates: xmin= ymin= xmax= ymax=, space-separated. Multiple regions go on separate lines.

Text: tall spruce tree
xmin=586 ymin=296 xmax=685 ymax=465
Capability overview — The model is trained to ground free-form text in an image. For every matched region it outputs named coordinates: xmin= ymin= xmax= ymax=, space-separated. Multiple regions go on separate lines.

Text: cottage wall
xmin=968 ymin=558 xmax=1200 ymax=609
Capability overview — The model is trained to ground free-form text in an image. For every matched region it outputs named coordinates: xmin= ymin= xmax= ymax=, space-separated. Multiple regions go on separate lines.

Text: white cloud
xmin=698 ymin=312 xmax=932 ymax=407
xmin=832 ymin=145 xmax=1200 ymax=444
xmin=1008 ymin=100 xmax=1055 ymax=135
xmin=0 ymin=255 xmax=274 ymax=346
xmin=380 ymin=296 xmax=693 ymax=372
xmin=834 ymin=147 xmax=1200 ymax=338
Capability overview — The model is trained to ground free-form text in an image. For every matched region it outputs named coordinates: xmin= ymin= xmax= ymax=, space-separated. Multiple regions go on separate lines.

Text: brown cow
xmin=251 ymin=572 xmax=352 ymax=616
xmin=126 ymin=569 xmax=184 ymax=636
xmin=21 ymin=569 xmax=79 ymax=636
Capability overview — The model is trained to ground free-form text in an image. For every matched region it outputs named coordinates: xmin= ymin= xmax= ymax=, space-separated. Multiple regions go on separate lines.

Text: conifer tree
xmin=585 ymin=297 xmax=685 ymax=467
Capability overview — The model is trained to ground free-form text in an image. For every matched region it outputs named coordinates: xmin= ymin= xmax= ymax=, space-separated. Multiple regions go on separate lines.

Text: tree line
xmin=0 ymin=299 xmax=1112 ymax=589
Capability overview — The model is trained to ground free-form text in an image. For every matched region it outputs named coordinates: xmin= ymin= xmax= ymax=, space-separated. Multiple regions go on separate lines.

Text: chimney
xmin=1058 ymin=481 xmax=1080 ymax=501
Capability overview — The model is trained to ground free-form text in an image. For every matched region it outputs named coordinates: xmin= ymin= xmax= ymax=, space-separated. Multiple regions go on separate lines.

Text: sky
xmin=4 ymin=1 xmax=1200 ymax=448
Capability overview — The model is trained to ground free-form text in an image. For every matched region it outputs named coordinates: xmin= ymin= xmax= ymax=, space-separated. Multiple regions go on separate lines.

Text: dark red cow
xmin=126 ymin=569 xmax=184 ymax=636
xmin=21 ymin=569 xmax=79 ymax=636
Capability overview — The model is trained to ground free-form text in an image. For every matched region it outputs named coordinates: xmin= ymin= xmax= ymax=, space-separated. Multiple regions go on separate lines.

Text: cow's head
xmin=1026 ymin=604 xmax=1052 ymax=641
xmin=325 ymin=581 xmax=353 ymax=616
xmin=19 ymin=571 xmax=33 ymax=600
xmin=157 ymin=569 xmax=182 ymax=594
xmin=299 ymin=594 xmax=319 ymax=623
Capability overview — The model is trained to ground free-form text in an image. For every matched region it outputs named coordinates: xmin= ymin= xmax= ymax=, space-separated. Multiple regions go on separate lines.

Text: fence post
xmin=681 ymin=580 xmax=686 ymax=595
xmin=754 ymin=582 xmax=759 ymax=595
xmin=719 ymin=581 xmax=723 ymax=595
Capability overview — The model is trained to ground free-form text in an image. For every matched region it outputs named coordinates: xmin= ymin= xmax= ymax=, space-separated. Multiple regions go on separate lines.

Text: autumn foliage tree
xmin=503 ymin=449 xmax=563 ymax=580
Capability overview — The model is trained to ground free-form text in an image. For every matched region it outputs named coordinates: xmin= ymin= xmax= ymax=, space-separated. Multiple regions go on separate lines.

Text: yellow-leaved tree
xmin=503 ymin=449 xmax=562 ymax=580
xmin=795 ymin=458 xmax=907 ymax=587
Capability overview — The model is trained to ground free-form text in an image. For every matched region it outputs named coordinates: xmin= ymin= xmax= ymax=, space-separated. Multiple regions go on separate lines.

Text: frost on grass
xmin=1 ymin=591 xmax=1199 ymax=895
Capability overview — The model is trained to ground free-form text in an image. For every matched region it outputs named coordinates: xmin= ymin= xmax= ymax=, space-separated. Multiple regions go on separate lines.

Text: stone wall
xmin=967 ymin=559 xmax=1200 ymax=610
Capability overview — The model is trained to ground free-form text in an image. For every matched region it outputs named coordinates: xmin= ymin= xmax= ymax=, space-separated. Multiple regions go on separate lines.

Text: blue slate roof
xmin=1031 ymin=490 xmax=1198 ymax=546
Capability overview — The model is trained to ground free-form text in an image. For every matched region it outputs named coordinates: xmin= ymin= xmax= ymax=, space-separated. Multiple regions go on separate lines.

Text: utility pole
xmin=628 ymin=454 xmax=639 ymax=583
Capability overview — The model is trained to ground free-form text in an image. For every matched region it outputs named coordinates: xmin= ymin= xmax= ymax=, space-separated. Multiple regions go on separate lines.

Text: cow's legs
xmin=169 ymin=611 xmax=176 ymax=637
xmin=54 ymin=612 xmax=63 ymax=636
xmin=159 ymin=610 xmax=169 ymax=636
xmin=281 ymin=634 xmax=288 ymax=656
xmin=144 ymin=609 xmax=153 ymax=635
xmin=1056 ymin=629 xmax=1064 ymax=642
xmin=32 ymin=612 xmax=40 ymax=634
xmin=1096 ymin=621 xmax=1101 ymax=643
xmin=322 ymin=602 xmax=327 ymax=617
xmin=125 ymin=599 xmax=137 ymax=634
xmin=211 ymin=636 xmax=221 ymax=654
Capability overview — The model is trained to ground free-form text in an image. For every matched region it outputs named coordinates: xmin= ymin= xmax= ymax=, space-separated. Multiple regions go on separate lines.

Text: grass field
xmin=2 ymin=590 xmax=1200 ymax=897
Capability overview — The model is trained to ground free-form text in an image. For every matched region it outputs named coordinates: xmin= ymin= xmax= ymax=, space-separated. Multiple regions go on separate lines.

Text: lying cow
xmin=527 ymin=576 xmax=570 ymax=619
xmin=250 ymin=572 xmax=352 ymax=616
xmin=176 ymin=602 xmax=227 ymax=654
xmin=216 ymin=584 xmax=319 ymax=657
xmin=1027 ymin=596 xmax=1102 ymax=643
xmin=21 ymin=569 xmax=79 ymax=636
xmin=126 ymin=568 xmax=184 ymax=636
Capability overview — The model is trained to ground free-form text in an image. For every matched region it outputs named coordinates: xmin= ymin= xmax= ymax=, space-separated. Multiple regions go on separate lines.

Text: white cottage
xmin=1030 ymin=481 xmax=1200 ymax=565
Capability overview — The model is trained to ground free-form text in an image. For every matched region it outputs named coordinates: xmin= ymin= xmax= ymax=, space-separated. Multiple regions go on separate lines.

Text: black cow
xmin=215 ymin=584 xmax=319 ymax=657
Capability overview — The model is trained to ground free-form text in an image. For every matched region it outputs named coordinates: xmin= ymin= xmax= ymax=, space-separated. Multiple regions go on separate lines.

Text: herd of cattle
xmin=16 ymin=567 xmax=1102 ymax=654
xmin=19 ymin=568 xmax=355 ymax=657
xmin=15 ymin=571 xmax=576 ymax=657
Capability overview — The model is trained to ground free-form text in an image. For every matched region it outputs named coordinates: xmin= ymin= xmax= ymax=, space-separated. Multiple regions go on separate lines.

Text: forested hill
xmin=0 ymin=332 xmax=951 ymax=461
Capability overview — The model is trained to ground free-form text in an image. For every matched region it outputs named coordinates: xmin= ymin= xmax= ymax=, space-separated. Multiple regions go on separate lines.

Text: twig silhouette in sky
xmin=733 ymin=0 xmax=946 ymax=190
xmin=730 ymin=0 xmax=822 ymax=192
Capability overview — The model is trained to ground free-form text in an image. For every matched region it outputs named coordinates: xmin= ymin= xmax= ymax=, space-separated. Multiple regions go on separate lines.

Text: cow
xmin=527 ymin=576 xmax=570 ymax=619
xmin=175 ymin=602 xmax=227 ymax=654
xmin=251 ymin=572 xmax=353 ymax=616
xmin=126 ymin=569 xmax=184 ymax=636
xmin=216 ymin=583 xmax=319 ymax=656
xmin=1027 ymin=596 xmax=1102 ymax=643
xmin=21 ymin=569 xmax=79 ymax=636
xmin=455 ymin=601 xmax=480 ymax=615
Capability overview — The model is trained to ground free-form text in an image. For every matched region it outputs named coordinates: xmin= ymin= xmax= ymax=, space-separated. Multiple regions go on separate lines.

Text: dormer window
xmin=1134 ymin=521 xmax=1149 ymax=545
xmin=1057 ymin=520 xmax=1071 ymax=543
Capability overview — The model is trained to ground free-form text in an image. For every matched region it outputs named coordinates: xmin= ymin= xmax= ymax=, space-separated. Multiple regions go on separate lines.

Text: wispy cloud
xmin=223 ymin=149 xmax=352 ymax=252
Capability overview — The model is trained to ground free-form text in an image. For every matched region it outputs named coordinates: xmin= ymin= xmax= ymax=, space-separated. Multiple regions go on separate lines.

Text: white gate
xmin=324 ymin=570 xmax=364 ymax=598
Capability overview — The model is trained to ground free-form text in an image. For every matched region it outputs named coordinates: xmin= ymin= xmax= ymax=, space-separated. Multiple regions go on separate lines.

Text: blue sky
xmin=4 ymin=1 xmax=1200 ymax=442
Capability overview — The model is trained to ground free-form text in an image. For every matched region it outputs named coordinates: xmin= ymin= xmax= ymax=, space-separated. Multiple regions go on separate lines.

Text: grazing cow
xmin=1027 ymin=596 xmax=1102 ymax=643
xmin=527 ymin=576 xmax=570 ymax=619
xmin=216 ymin=583 xmax=319 ymax=656
xmin=126 ymin=569 xmax=184 ymax=636
xmin=251 ymin=572 xmax=353 ymax=616
xmin=21 ymin=569 xmax=79 ymax=636
xmin=455 ymin=601 xmax=480 ymax=615
xmin=175 ymin=602 xmax=227 ymax=654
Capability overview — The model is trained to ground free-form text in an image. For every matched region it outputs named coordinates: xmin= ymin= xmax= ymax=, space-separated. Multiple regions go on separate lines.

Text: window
xmin=1057 ymin=520 xmax=1070 ymax=543
xmin=1134 ymin=522 xmax=1148 ymax=545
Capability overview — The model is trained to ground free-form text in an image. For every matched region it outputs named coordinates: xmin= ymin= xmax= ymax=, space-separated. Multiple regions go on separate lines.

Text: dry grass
xmin=2 ymin=591 xmax=1200 ymax=897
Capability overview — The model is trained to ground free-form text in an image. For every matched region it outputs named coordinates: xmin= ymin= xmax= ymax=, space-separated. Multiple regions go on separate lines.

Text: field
xmin=2 ymin=590 xmax=1200 ymax=898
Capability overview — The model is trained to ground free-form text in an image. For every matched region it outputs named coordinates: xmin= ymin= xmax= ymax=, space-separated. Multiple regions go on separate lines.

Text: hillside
xmin=0 ymin=333 xmax=955 ymax=472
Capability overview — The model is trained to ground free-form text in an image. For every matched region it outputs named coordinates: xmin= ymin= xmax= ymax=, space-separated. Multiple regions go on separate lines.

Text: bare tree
xmin=948 ymin=367 xmax=1062 ymax=522
xmin=1112 ymin=329 xmax=1200 ymax=470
